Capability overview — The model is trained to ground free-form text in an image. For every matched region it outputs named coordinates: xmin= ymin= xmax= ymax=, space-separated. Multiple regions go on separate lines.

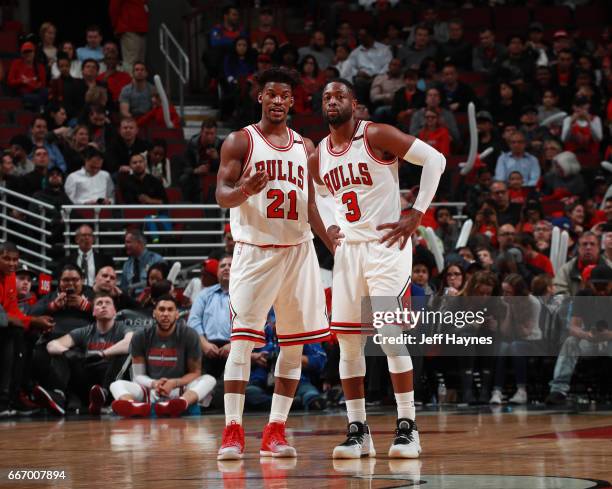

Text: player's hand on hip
xmin=327 ymin=225 xmax=345 ymax=255
xmin=238 ymin=165 xmax=269 ymax=196
xmin=377 ymin=209 xmax=423 ymax=250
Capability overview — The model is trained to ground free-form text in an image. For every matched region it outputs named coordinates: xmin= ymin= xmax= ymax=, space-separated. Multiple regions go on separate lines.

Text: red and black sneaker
xmin=111 ymin=399 xmax=151 ymax=418
xmin=32 ymin=386 xmax=65 ymax=416
xmin=217 ymin=421 xmax=245 ymax=460
xmin=15 ymin=391 xmax=40 ymax=416
xmin=154 ymin=398 xmax=188 ymax=417
xmin=88 ymin=385 xmax=107 ymax=415
xmin=260 ymin=422 xmax=297 ymax=458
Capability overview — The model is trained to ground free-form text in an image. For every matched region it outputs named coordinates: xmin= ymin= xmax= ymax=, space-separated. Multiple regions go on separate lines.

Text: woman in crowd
xmin=294 ymin=55 xmax=325 ymax=113
xmin=51 ymin=41 xmax=82 ymax=79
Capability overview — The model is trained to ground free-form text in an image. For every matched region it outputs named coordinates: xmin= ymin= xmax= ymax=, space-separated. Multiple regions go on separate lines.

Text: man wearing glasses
xmin=58 ymin=224 xmax=113 ymax=286
xmin=494 ymin=131 xmax=540 ymax=187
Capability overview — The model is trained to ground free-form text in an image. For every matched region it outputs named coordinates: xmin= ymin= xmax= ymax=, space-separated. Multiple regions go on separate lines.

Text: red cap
xmin=224 ymin=223 xmax=231 ymax=234
xmin=202 ymin=258 xmax=219 ymax=276
xmin=553 ymin=30 xmax=568 ymax=39
xmin=21 ymin=41 xmax=35 ymax=52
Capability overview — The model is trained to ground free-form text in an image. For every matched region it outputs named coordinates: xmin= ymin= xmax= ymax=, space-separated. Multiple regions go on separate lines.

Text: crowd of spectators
xmin=1 ymin=1 xmax=612 ymax=418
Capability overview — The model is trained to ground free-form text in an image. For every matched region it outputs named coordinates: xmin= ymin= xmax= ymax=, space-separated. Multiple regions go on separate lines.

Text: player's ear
xmin=257 ymin=92 xmax=263 ymax=104
xmin=289 ymin=96 xmax=295 ymax=108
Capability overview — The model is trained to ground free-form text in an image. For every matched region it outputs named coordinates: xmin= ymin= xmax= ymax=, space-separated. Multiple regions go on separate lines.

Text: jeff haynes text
xmin=373 ymin=333 xmax=493 ymax=346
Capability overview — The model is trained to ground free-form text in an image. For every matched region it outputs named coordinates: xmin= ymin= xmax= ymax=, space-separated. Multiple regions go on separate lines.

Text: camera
xmin=65 ymin=288 xmax=76 ymax=295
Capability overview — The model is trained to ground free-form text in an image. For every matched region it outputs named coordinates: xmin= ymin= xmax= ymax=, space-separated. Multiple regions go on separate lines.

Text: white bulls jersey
xmin=318 ymin=120 xmax=400 ymax=242
xmin=230 ymin=124 xmax=313 ymax=246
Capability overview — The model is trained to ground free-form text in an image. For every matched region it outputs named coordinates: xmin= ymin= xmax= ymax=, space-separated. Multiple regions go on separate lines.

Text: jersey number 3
xmin=342 ymin=191 xmax=361 ymax=222
xmin=267 ymin=189 xmax=298 ymax=220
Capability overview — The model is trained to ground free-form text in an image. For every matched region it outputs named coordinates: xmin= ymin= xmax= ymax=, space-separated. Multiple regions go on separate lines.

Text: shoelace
xmin=224 ymin=425 xmax=242 ymax=448
xmin=270 ymin=425 xmax=288 ymax=445
xmin=395 ymin=427 xmax=415 ymax=443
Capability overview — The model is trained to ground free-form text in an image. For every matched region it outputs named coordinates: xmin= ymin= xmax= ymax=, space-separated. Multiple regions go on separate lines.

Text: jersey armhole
xmin=363 ymin=122 xmax=398 ymax=166
xmin=239 ymin=127 xmax=253 ymax=178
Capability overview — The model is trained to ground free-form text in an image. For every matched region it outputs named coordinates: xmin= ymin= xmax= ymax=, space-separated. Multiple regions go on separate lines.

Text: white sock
xmin=346 ymin=398 xmax=366 ymax=423
xmin=269 ymin=394 xmax=293 ymax=423
xmin=395 ymin=391 xmax=415 ymax=420
xmin=224 ymin=393 xmax=245 ymax=425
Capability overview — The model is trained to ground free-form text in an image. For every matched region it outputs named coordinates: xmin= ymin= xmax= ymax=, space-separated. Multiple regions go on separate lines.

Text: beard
xmin=323 ymin=107 xmax=352 ymax=127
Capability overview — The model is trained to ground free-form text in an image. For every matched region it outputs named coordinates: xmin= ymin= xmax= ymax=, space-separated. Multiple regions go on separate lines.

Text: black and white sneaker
xmin=0 ymin=403 xmax=15 ymax=418
xmin=388 ymin=418 xmax=421 ymax=458
xmin=332 ymin=421 xmax=376 ymax=459
xmin=32 ymin=386 xmax=66 ymax=416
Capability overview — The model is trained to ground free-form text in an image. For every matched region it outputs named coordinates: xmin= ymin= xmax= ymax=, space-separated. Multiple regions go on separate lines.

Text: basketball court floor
xmin=1 ymin=405 xmax=611 ymax=489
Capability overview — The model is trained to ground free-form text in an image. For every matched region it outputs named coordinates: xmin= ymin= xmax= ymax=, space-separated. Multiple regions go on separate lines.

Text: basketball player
xmin=215 ymin=68 xmax=331 ymax=460
xmin=311 ymin=79 xmax=445 ymax=459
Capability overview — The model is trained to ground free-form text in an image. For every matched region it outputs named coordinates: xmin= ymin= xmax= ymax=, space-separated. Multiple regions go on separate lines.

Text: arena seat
xmin=15 ymin=111 xmax=34 ymax=127
xmin=0 ymin=125 xmax=25 ymax=145
xmin=575 ymin=4 xmax=608 ymax=26
xmin=0 ymin=98 xmax=22 ymax=111
xmin=165 ymin=187 xmax=183 ymax=204
xmin=457 ymin=7 xmax=492 ymax=29
xmin=492 ymin=6 xmax=530 ymax=30
xmin=0 ymin=31 xmax=19 ymax=54
xmin=532 ymin=6 xmax=571 ymax=29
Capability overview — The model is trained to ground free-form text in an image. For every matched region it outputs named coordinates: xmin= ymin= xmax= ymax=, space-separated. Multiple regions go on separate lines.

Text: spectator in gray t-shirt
xmin=110 ymin=295 xmax=216 ymax=417
xmin=119 ymin=61 xmax=154 ymax=118
xmin=298 ymin=30 xmax=334 ymax=70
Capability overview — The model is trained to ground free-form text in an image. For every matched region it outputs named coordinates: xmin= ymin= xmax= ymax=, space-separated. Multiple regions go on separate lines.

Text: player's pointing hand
xmin=377 ymin=208 xmax=423 ymax=250
xmin=238 ymin=165 xmax=269 ymax=197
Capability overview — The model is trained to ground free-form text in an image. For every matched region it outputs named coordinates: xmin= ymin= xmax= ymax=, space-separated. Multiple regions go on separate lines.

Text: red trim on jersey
xmin=278 ymin=333 xmax=332 ymax=346
xmin=251 ymin=123 xmax=294 ymax=151
xmin=276 ymin=327 xmax=330 ymax=340
xmin=364 ymin=122 xmax=398 ymax=165
xmin=231 ymin=327 xmax=265 ymax=337
xmin=326 ymin=120 xmax=361 ymax=157
xmin=240 ymin=128 xmax=254 ymax=177
xmin=231 ymin=335 xmax=267 ymax=344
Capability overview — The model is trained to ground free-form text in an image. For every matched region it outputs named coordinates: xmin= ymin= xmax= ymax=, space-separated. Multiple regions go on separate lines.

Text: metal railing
xmin=0 ymin=186 xmax=55 ymax=274
xmin=62 ymin=204 xmax=228 ymax=268
xmin=159 ymin=23 xmax=190 ymax=120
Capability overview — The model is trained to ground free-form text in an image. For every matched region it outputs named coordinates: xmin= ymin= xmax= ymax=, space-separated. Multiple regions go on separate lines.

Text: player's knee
xmin=274 ymin=345 xmax=303 ymax=380
xmin=227 ymin=340 xmax=255 ymax=365
xmin=339 ymin=355 xmax=366 ymax=379
xmin=386 ymin=354 xmax=413 ymax=374
xmin=338 ymin=334 xmax=365 ymax=359
xmin=110 ymin=380 xmax=130 ymax=399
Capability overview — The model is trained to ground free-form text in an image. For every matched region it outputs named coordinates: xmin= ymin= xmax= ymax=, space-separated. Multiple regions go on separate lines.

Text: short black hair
xmin=153 ymin=290 xmax=176 ymax=306
xmin=256 ymin=67 xmax=300 ymax=90
xmin=151 ymin=138 xmax=167 ymax=151
xmin=60 ymin=263 xmax=83 ymax=278
xmin=83 ymin=145 xmax=104 ymax=161
xmin=82 ymin=58 xmax=100 ymax=71
xmin=324 ymin=78 xmax=355 ymax=97
xmin=0 ymin=241 xmax=18 ymax=254
xmin=201 ymin=120 xmax=217 ymax=130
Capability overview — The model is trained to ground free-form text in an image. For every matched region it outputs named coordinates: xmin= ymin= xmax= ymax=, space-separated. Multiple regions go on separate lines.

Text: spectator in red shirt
xmin=8 ymin=42 xmax=48 ymax=110
xmin=97 ymin=50 xmax=132 ymax=104
xmin=250 ymin=8 xmax=288 ymax=51
xmin=507 ymin=171 xmax=528 ymax=205
xmin=294 ymin=55 xmax=326 ymax=113
xmin=136 ymin=90 xmax=181 ymax=129
xmin=417 ymin=109 xmax=451 ymax=157
xmin=517 ymin=233 xmax=554 ymax=277
xmin=109 ymin=0 xmax=149 ymax=73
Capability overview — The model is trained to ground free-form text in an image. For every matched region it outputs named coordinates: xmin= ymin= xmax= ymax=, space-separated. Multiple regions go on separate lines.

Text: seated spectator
xmin=58 ymin=224 xmax=114 ymax=285
xmin=410 ymin=87 xmax=461 ymax=144
xmin=31 ymin=167 xmax=71 ymax=248
xmin=298 ymin=30 xmax=334 ymax=70
xmin=334 ymin=21 xmax=357 ymax=51
xmin=516 ymin=233 xmax=554 ymax=277
xmin=119 ymin=62 xmax=155 ymax=118
xmin=110 ymin=295 xmax=216 ymax=417
xmin=93 ymin=266 xmax=139 ymax=311
xmin=106 ymin=117 xmax=149 ymax=175
xmin=259 ymin=36 xmax=280 ymax=65
xmin=408 ymin=7 xmax=448 ymax=44
xmin=182 ymin=120 xmax=222 ymax=202
xmin=206 ymin=6 xmax=248 ymax=80
xmin=391 ymin=69 xmax=425 ymax=132
xmin=16 ymin=265 xmax=37 ymax=314
xmin=187 ymin=255 xmax=232 ymax=379
xmin=417 ymin=56 xmax=440 ymax=92
xmin=437 ymin=19 xmax=472 ymax=70
xmin=437 ymin=62 xmax=475 ymax=113
xmin=220 ymin=36 xmax=256 ymax=120
xmin=51 ymin=41 xmax=82 ymax=79
xmin=490 ymin=274 xmax=541 ymax=405
xmin=489 ymin=82 xmax=524 ymax=129
xmin=0 ymin=243 xmax=54 ymax=417
xmin=412 ymin=259 xmax=435 ymax=295
xmin=183 ymin=258 xmax=219 ymax=304
xmin=330 ymin=44 xmax=354 ymax=81
xmin=433 ymin=206 xmax=459 ymax=253
xmin=473 ymin=28 xmax=507 ymax=74
xmin=37 ymin=21 xmax=58 ymax=68
xmin=526 ymin=22 xmax=548 ymax=67
xmin=541 ymin=151 xmax=586 ymax=198
xmin=45 ymin=103 xmax=70 ymax=139
xmin=145 ymin=139 xmax=172 ymax=188
xmin=381 ymin=21 xmax=403 ymax=56
xmin=494 ymin=131 xmax=540 ymax=187
xmin=369 ymin=58 xmax=404 ymax=123
xmin=348 ymin=28 xmax=393 ymax=103
xmin=61 ymin=125 xmax=90 ymax=174
xmin=20 ymin=147 xmax=51 ymax=195
xmin=9 ymin=136 xmax=34 ymax=177
xmin=84 ymin=105 xmax=115 ymax=152
xmin=475 ymin=111 xmax=503 ymax=172
xmin=533 ymin=220 xmax=553 ymax=256
xmin=136 ymin=89 xmax=181 ymax=129
xmin=65 ymin=146 xmax=114 ymax=205
xmin=76 ymin=25 xmax=104 ymax=62
xmin=119 ymin=229 xmax=163 ymax=296
xmin=561 ymin=97 xmax=602 ymax=156
xmin=418 ymin=108 xmax=451 ymax=157
xmin=554 ymin=232 xmax=604 ymax=296
xmin=278 ymin=43 xmax=299 ymax=71
xmin=29 ymin=116 xmax=66 ymax=173
xmin=250 ymin=8 xmax=287 ymax=51
xmin=490 ymin=181 xmax=522 ymax=226
xmin=493 ymin=35 xmax=535 ymax=87
xmin=119 ymin=153 xmax=167 ymax=206
xmin=210 ymin=223 xmax=235 ymax=260
xmin=97 ymin=49 xmax=132 ymax=104
xmin=136 ymin=262 xmax=169 ymax=310
xmin=64 ymin=58 xmax=109 ymax=118
xmin=553 ymin=201 xmax=588 ymax=235
xmin=34 ymin=292 xmax=133 ymax=416
xmin=507 ymin=171 xmax=528 ymax=204
xmin=551 ymin=48 xmax=576 ymax=109
xmin=399 ymin=24 xmax=437 ymax=71
xmin=7 ymin=42 xmax=47 ymax=110
xmin=294 ymin=55 xmax=326 ymax=114
xmin=436 ymin=263 xmax=465 ymax=297
xmin=519 ymin=105 xmax=551 ymax=155
xmin=546 ymin=265 xmax=612 ymax=405
xmin=0 ymin=152 xmax=18 ymax=190
xmin=466 ymin=166 xmax=493 ymax=217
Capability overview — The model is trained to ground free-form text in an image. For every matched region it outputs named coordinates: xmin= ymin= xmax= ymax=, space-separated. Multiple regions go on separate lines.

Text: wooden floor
xmin=1 ymin=408 xmax=611 ymax=489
